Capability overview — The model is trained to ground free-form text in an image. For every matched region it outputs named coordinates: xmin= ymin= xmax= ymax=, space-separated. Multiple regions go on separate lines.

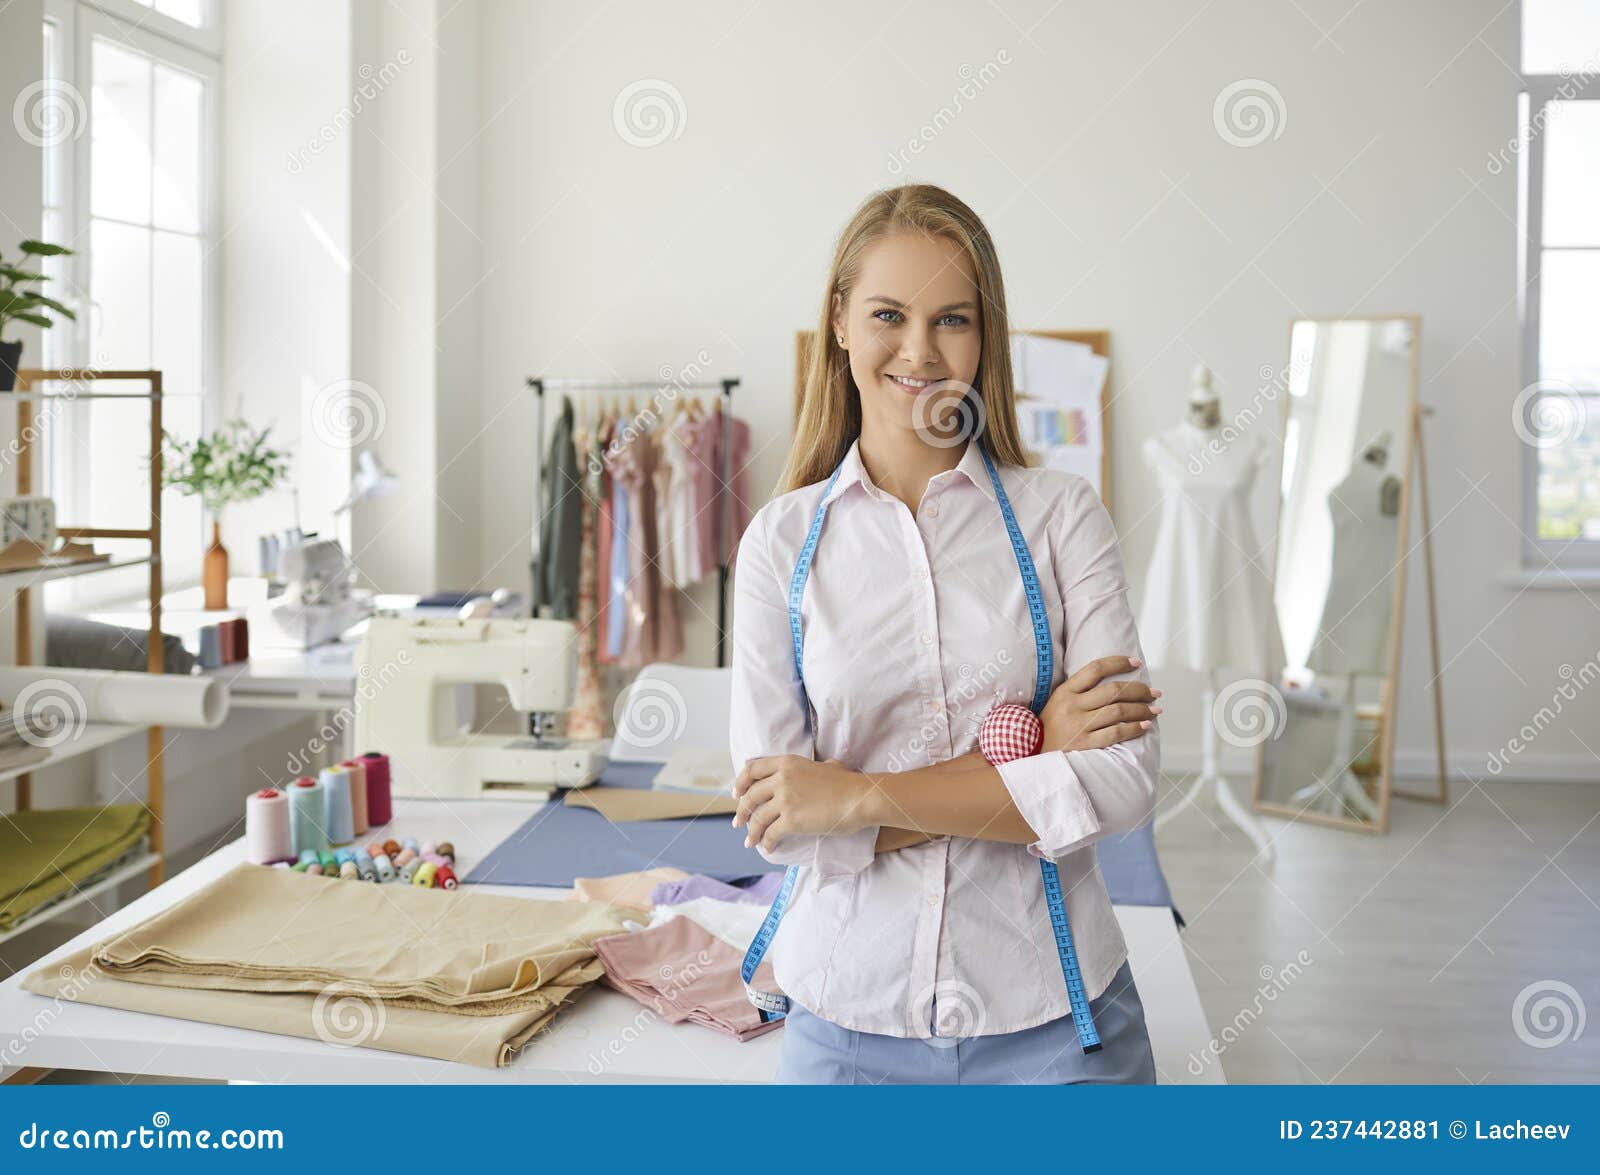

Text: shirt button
xmin=926 ymin=698 xmax=940 ymax=712
xmin=927 ymin=894 xmax=939 ymax=907
xmin=921 ymin=633 xmax=933 ymax=645
xmin=926 ymin=504 xmax=940 ymax=518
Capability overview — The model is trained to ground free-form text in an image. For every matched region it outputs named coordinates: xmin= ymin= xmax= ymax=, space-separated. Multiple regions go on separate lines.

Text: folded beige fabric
xmin=89 ymin=862 xmax=627 ymax=1011
xmin=23 ymin=862 xmax=632 ymax=1068
xmin=564 ymin=786 xmax=739 ymax=821
xmin=25 ymin=943 xmax=600 ymax=1068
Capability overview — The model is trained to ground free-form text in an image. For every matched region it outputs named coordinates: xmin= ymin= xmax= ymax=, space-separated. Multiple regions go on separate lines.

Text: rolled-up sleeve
xmin=994 ymin=476 xmax=1160 ymax=859
xmin=729 ymin=508 xmax=878 ymax=881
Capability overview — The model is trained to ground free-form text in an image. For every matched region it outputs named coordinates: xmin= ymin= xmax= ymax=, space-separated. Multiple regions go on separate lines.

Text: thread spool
xmin=320 ymin=766 xmax=354 ymax=845
xmin=360 ymin=751 xmax=393 ymax=826
xmin=383 ymin=840 xmax=401 ymax=859
xmin=393 ymin=848 xmax=417 ymax=868
xmin=318 ymin=850 xmax=338 ymax=873
xmin=340 ymin=758 xmax=369 ymax=836
xmin=435 ymin=864 xmax=458 ymax=890
xmin=373 ymin=852 xmax=396 ymax=882
xmin=423 ymin=852 xmax=448 ymax=867
xmin=365 ymin=841 xmax=385 ymax=859
xmin=298 ymin=849 xmax=319 ymax=866
xmin=340 ymin=860 xmax=359 ymax=880
xmin=289 ymin=777 xmax=326 ymax=857
xmin=413 ymin=861 xmax=437 ymax=888
xmin=435 ymin=842 xmax=455 ymax=862
xmin=401 ymin=838 xmax=419 ymax=854
xmin=354 ymin=852 xmax=378 ymax=883
xmin=420 ymin=840 xmax=437 ymax=857
xmin=306 ymin=864 xmax=324 ymax=877
xmin=292 ymin=861 xmax=310 ymax=873
xmin=399 ymin=858 xmax=422 ymax=884
xmin=335 ymin=848 xmax=356 ymax=865
xmin=245 ymin=788 xmax=293 ymax=865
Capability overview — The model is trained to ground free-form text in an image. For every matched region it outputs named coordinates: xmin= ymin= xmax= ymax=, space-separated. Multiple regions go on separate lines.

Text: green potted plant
xmin=0 ymin=240 xmax=75 ymax=392
xmin=164 ymin=420 xmax=291 ymax=609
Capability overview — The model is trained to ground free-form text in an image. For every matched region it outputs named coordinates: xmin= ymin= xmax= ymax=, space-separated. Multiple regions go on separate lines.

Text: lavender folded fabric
xmin=593 ymin=915 xmax=784 ymax=1042
xmin=649 ymin=871 xmax=783 ymax=909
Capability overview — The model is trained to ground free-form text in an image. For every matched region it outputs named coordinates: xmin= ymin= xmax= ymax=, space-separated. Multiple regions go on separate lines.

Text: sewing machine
xmin=352 ymin=615 xmax=606 ymax=799
xmin=259 ymin=537 xmax=372 ymax=650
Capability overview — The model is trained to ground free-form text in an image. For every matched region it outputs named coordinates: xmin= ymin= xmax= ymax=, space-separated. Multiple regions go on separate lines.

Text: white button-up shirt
xmin=729 ymin=438 xmax=1159 ymax=1039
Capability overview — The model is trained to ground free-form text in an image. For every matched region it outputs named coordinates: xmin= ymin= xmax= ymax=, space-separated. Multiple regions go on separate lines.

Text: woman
xmin=730 ymin=184 xmax=1163 ymax=1085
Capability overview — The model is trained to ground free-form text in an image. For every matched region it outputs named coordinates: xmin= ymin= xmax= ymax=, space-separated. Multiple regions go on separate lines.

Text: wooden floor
xmin=1155 ymin=773 xmax=1600 ymax=1084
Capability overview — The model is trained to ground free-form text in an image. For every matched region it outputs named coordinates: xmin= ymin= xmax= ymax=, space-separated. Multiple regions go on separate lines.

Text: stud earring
xmin=836 ymin=334 xmax=845 ymax=347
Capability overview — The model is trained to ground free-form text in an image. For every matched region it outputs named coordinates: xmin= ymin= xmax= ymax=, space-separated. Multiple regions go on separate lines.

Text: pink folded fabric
xmin=593 ymin=915 xmax=784 ymax=1042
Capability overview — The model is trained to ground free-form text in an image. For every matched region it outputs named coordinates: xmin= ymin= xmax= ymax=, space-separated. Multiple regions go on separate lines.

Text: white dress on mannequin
xmin=1138 ymin=423 xmax=1279 ymax=674
xmin=1306 ymin=457 xmax=1400 ymax=677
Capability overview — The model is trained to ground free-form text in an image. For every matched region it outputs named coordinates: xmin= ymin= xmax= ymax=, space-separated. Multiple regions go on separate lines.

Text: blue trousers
xmin=774 ymin=959 xmax=1156 ymax=1085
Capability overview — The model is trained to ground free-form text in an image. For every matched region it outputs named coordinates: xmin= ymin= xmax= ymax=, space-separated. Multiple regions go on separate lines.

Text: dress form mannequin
xmin=1143 ymin=364 xmax=1277 ymax=859
xmin=1291 ymin=431 xmax=1400 ymax=821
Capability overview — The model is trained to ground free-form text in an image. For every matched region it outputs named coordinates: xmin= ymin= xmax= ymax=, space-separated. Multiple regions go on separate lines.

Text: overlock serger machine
xmin=353 ymin=615 xmax=606 ymax=798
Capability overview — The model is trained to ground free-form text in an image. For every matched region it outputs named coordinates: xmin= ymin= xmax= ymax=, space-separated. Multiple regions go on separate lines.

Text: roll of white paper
xmin=0 ymin=666 xmax=229 ymax=729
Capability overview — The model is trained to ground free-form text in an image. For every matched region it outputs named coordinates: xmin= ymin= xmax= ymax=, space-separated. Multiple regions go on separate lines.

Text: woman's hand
xmin=1039 ymin=654 xmax=1161 ymax=753
xmin=732 ymin=755 xmax=875 ymax=853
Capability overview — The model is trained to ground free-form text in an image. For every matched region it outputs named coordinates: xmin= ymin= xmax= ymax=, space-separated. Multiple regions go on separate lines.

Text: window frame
xmin=1519 ymin=75 xmax=1600 ymax=569
xmin=43 ymin=0 xmax=222 ymax=602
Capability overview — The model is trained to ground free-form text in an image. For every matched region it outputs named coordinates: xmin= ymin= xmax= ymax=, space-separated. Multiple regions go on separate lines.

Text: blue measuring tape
xmin=740 ymin=443 xmax=1100 ymax=1053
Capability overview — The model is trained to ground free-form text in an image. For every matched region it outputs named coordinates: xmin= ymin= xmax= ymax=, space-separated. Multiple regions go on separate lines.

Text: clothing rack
xmin=527 ymin=375 xmax=741 ymax=667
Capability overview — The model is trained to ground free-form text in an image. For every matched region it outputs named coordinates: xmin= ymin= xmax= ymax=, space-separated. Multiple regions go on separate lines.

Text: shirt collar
xmin=820 ymin=437 xmax=999 ymax=506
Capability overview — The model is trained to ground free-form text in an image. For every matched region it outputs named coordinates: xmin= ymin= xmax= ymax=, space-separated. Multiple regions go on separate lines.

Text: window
xmin=1520 ymin=0 xmax=1600 ymax=567
xmin=39 ymin=0 xmax=219 ymax=606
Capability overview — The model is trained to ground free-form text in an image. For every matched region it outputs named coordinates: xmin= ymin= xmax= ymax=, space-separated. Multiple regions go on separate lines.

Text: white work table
xmin=0 ymin=799 xmax=1220 ymax=1084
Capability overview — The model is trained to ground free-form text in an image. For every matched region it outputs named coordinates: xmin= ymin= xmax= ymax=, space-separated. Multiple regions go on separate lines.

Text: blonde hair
xmin=778 ymin=184 xmax=1029 ymax=495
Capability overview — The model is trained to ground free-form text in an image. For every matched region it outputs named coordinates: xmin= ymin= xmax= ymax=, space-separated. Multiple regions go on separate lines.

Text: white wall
xmin=221 ymin=0 xmax=353 ymax=555
xmin=463 ymin=0 xmax=1596 ymax=783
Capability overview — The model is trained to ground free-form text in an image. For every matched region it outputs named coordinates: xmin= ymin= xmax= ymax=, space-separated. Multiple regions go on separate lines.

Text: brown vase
xmin=204 ymin=520 xmax=229 ymax=610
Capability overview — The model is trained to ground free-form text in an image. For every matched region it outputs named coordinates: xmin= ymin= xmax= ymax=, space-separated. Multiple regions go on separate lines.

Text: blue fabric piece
xmin=464 ymin=761 xmax=778 ymax=887
xmin=605 ymin=480 xmax=629 ymax=657
xmin=463 ymin=761 xmax=1178 ymax=915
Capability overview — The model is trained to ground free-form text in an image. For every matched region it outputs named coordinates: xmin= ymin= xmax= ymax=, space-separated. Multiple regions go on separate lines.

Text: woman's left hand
xmin=732 ymin=756 xmax=875 ymax=852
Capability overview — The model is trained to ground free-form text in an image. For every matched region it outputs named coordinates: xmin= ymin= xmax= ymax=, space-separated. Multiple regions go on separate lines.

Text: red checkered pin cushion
xmin=979 ymin=703 xmax=1043 ymax=765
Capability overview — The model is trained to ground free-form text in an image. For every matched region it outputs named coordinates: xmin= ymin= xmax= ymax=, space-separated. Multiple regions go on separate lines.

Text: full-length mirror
xmin=1253 ymin=316 xmax=1423 ymax=832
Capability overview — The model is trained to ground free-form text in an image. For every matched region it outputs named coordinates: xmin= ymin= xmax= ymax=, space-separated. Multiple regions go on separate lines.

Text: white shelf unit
xmin=3 ymin=369 xmax=167 ymax=948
